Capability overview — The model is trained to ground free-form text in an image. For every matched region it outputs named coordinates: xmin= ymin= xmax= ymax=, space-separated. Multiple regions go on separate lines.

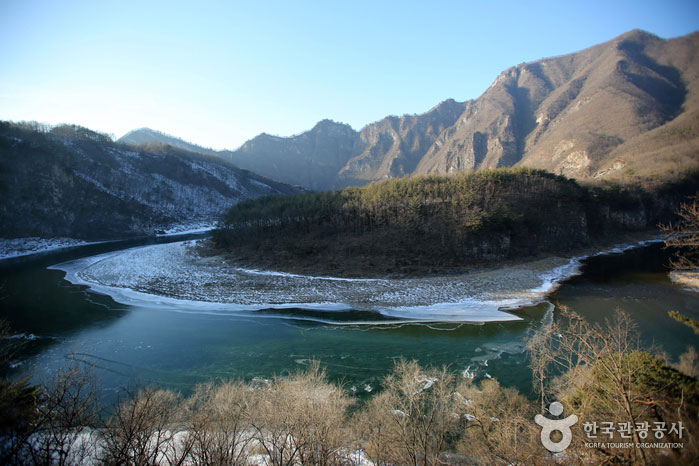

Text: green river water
xmin=1 ymin=237 xmax=697 ymax=404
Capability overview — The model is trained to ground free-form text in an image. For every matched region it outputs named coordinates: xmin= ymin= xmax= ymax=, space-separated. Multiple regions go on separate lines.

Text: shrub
xmin=456 ymin=379 xmax=544 ymax=465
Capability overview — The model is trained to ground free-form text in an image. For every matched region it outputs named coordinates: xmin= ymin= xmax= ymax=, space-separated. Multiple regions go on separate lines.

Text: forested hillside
xmin=214 ymin=168 xmax=697 ymax=276
xmin=0 ymin=122 xmax=300 ymax=240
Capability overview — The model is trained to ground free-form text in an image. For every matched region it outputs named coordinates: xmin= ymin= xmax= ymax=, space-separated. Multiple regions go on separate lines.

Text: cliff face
xmin=221 ymin=100 xmax=469 ymax=190
xmin=416 ymin=30 xmax=697 ymax=180
xmin=0 ymin=123 xmax=299 ymax=240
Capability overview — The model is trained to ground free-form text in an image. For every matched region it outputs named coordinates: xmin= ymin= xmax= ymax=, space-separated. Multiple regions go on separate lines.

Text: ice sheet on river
xmin=50 ymin=240 xmax=586 ymax=323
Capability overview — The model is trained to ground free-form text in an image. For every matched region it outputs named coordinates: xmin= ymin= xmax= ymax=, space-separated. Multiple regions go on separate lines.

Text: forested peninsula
xmin=212 ymin=168 xmax=697 ymax=277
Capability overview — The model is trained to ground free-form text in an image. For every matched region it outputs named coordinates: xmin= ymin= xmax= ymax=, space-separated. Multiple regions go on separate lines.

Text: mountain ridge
xmin=119 ymin=29 xmax=699 ymax=190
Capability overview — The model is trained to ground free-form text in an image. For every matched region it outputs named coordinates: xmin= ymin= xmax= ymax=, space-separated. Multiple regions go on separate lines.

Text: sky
xmin=1 ymin=0 xmax=698 ymax=150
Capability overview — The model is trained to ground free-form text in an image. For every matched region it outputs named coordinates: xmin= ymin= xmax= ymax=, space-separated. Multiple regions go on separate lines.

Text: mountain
xmin=225 ymin=100 xmax=469 ymax=189
xmin=339 ymin=99 xmax=467 ymax=185
xmin=121 ymin=29 xmax=699 ymax=190
xmin=416 ymin=29 xmax=699 ymax=181
xmin=119 ymin=104 xmax=471 ymax=191
xmin=225 ymin=120 xmax=362 ymax=191
xmin=0 ymin=122 xmax=300 ymax=240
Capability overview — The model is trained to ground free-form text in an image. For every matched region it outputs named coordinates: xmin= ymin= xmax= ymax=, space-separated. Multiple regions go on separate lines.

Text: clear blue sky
xmin=1 ymin=0 xmax=698 ymax=150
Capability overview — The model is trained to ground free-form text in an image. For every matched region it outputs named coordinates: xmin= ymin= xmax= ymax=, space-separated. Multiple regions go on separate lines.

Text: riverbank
xmin=200 ymin=230 xmax=663 ymax=279
xmin=7 ymin=231 xmax=695 ymax=428
xmin=0 ymin=221 xmax=215 ymax=261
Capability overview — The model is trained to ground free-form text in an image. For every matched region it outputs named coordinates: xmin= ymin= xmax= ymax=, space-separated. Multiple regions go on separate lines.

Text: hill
xmin=0 ymin=122 xmax=300 ymax=240
xmin=122 ymin=30 xmax=699 ymax=191
xmin=213 ymin=168 xmax=697 ymax=276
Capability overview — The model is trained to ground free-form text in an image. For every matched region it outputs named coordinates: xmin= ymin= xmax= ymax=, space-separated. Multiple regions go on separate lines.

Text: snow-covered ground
xmin=20 ymin=429 xmax=376 ymax=466
xmin=0 ymin=237 xmax=96 ymax=260
xmin=49 ymin=238 xmax=663 ymax=324
xmin=0 ymin=223 xmax=213 ymax=260
xmin=50 ymin=241 xmax=576 ymax=323
xmin=669 ymin=269 xmax=699 ymax=293
xmin=155 ymin=222 xmax=216 ymax=236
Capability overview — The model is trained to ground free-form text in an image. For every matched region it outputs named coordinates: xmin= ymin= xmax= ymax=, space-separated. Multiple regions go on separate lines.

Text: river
xmin=1 ymin=237 xmax=697 ymax=403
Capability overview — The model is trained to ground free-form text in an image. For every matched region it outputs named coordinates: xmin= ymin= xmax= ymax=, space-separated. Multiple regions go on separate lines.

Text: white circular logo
xmin=534 ymin=402 xmax=579 ymax=452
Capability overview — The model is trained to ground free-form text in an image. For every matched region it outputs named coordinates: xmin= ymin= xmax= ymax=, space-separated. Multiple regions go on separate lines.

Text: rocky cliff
xmin=417 ymin=30 xmax=698 ymax=182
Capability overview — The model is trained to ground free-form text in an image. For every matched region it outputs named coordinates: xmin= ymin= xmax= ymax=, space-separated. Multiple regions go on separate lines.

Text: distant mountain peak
xmin=313 ymin=118 xmax=353 ymax=129
xmin=118 ymin=127 xmax=218 ymax=156
xmin=616 ymin=28 xmax=659 ymax=42
xmin=425 ymin=98 xmax=468 ymax=116
xmin=120 ymin=127 xmax=175 ymax=141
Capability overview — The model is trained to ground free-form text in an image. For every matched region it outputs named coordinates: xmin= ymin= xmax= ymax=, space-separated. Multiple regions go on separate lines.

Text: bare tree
xmin=246 ymin=361 xmax=352 ymax=466
xmin=99 ymin=387 xmax=190 ymax=466
xmin=529 ymin=309 xmax=649 ymax=464
xmin=673 ymin=346 xmax=699 ymax=378
xmin=182 ymin=381 xmax=252 ymax=466
xmin=456 ymin=379 xmax=545 ymax=465
xmin=528 ymin=308 xmax=699 ymax=465
xmin=356 ymin=360 xmax=460 ymax=466
xmin=0 ymin=319 xmax=40 ymax=465
xmin=24 ymin=361 xmax=100 ymax=466
xmin=663 ymin=196 xmax=699 ymax=270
